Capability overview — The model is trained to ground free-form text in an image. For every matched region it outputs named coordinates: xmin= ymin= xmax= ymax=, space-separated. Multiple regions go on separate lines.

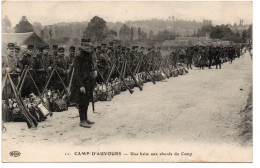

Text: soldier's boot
xmin=86 ymin=120 xmax=95 ymax=125
xmin=79 ymin=121 xmax=91 ymax=128
xmin=85 ymin=110 xmax=95 ymax=125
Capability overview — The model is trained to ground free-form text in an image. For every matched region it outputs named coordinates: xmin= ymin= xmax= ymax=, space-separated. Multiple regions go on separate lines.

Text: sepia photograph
xmin=1 ymin=0 xmax=253 ymax=162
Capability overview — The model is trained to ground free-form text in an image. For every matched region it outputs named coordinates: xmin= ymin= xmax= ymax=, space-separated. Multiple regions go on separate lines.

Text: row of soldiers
xmin=2 ymin=41 xmax=245 ymax=98
xmin=2 ymin=39 xmax=247 ymax=128
xmin=168 ymin=44 xmax=244 ymax=70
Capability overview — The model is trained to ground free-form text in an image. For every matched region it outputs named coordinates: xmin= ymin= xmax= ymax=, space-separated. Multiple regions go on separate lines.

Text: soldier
xmin=229 ymin=46 xmax=236 ymax=64
xmin=214 ymin=47 xmax=221 ymax=69
xmin=4 ymin=43 xmax=21 ymax=73
xmin=15 ymin=46 xmax=21 ymax=60
xmin=185 ymin=47 xmax=193 ymax=69
xmin=207 ymin=46 xmax=214 ymax=69
xmin=67 ymin=46 xmax=76 ymax=66
xmin=51 ymin=45 xmax=58 ymax=65
xmin=71 ymin=38 xmax=97 ymax=128
xmin=52 ymin=47 xmax=68 ymax=92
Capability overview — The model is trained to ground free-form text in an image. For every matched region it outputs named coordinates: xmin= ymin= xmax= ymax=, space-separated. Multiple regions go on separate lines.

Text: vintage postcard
xmin=1 ymin=1 xmax=253 ymax=162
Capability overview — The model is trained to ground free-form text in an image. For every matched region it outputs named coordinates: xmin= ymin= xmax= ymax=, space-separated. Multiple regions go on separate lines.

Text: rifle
xmin=41 ymin=65 xmax=69 ymax=97
xmin=142 ymin=56 xmax=156 ymax=85
xmin=8 ymin=73 xmax=38 ymax=128
xmin=154 ymin=58 xmax=170 ymax=79
xmin=67 ymin=67 xmax=74 ymax=96
xmin=125 ymin=62 xmax=143 ymax=91
xmin=114 ymin=63 xmax=134 ymax=94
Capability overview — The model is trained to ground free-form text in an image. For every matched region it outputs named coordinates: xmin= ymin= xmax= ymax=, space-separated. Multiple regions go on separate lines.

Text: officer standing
xmin=71 ymin=38 xmax=97 ymax=128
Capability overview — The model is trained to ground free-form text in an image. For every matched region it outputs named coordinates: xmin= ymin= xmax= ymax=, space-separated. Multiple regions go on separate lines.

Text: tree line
xmin=2 ymin=15 xmax=253 ymax=46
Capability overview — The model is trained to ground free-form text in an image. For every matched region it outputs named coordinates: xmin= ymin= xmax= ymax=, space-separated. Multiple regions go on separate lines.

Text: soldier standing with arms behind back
xmin=71 ymin=38 xmax=97 ymax=128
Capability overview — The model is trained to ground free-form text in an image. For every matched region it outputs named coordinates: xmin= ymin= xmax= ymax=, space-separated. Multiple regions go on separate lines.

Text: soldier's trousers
xmin=78 ymin=105 xmax=89 ymax=122
xmin=208 ymin=59 xmax=213 ymax=68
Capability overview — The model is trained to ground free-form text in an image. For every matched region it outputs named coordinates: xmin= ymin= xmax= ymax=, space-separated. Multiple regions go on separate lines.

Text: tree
xmin=156 ymin=29 xmax=171 ymax=40
xmin=49 ymin=27 xmax=53 ymax=40
xmin=138 ymin=27 xmax=141 ymax=40
xmin=83 ymin=16 xmax=107 ymax=43
xmin=247 ymin=24 xmax=252 ymax=42
xmin=14 ymin=16 xmax=34 ymax=33
xmin=140 ymin=31 xmax=147 ymax=40
xmin=149 ymin=30 xmax=154 ymax=40
xmin=40 ymin=30 xmax=44 ymax=39
xmin=2 ymin=15 xmax=12 ymax=33
xmin=242 ymin=30 xmax=247 ymax=43
xmin=119 ymin=24 xmax=131 ymax=44
xmin=130 ymin=27 xmax=134 ymax=42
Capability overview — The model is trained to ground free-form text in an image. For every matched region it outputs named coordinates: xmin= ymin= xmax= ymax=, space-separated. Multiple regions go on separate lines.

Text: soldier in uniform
xmin=214 ymin=47 xmax=221 ymax=69
xmin=71 ymin=38 xmax=97 ymax=128
xmin=207 ymin=46 xmax=214 ymax=69
xmin=3 ymin=43 xmax=21 ymax=73
xmin=185 ymin=47 xmax=193 ymax=69
xmin=52 ymin=47 xmax=68 ymax=92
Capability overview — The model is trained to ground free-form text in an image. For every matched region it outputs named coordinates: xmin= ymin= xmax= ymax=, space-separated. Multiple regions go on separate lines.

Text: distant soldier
xmin=50 ymin=45 xmax=58 ymax=65
xmin=229 ymin=46 xmax=236 ymax=64
xmin=208 ymin=46 xmax=214 ymax=69
xmin=185 ymin=47 xmax=193 ymax=69
xmin=71 ymin=38 xmax=97 ymax=128
xmin=214 ymin=47 xmax=221 ymax=69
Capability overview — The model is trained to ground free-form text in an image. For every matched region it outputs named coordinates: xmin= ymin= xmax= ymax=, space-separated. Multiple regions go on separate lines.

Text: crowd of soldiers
xmin=2 ymin=39 xmax=249 ymax=128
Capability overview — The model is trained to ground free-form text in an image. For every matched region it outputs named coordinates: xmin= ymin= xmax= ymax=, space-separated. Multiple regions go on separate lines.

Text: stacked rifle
xmin=91 ymin=53 xmax=189 ymax=105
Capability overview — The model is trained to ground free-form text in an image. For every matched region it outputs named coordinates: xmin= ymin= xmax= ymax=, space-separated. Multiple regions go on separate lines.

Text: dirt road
xmin=2 ymin=52 xmax=253 ymax=162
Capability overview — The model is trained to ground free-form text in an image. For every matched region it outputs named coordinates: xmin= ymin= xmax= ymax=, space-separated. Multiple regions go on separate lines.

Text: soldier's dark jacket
xmin=71 ymin=49 xmax=95 ymax=105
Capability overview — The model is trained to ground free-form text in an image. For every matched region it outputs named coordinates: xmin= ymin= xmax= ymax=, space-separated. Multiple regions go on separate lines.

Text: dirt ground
xmin=2 ymin=52 xmax=253 ymax=162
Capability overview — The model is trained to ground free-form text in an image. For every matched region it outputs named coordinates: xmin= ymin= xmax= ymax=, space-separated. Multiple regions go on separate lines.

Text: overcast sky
xmin=2 ymin=1 xmax=252 ymax=26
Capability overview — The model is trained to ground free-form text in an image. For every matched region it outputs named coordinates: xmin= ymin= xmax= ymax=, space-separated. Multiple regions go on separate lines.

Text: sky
xmin=2 ymin=1 xmax=253 ymax=26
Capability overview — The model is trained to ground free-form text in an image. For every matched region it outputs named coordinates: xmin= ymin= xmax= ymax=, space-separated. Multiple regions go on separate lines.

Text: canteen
xmin=37 ymin=103 xmax=50 ymax=117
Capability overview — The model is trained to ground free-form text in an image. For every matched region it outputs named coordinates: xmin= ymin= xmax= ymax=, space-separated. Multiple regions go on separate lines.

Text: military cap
xmin=69 ymin=46 xmax=75 ymax=51
xmin=53 ymin=45 xmax=58 ymax=50
xmin=81 ymin=38 xmax=91 ymax=43
xmin=122 ymin=47 xmax=126 ymax=51
xmin=15 ymin=46 xmax=20 ymax=52
xmin=37 ymin=46 xmax=44 ymax=52
xmin=43 ymin=45 xmax=50 ymax=50
xmin=28 ymin=45 xmax=34 ymax=50
xmin=109 ymin=41 xmax=114 ymax=46
xmin=7 ymin=43 xmax=15 ymax=50
xmin=58 ymin=47 xmax=65 ymax=52
xmin=127 ymin=48 xmax=131 ymax=51
xmin=101 ymin=43 xmax=107 ymax=47
xmin=117 ymin=45 xmax=121 ymax=48
xmin=140 ymin=47 xmax=144 ymax=49
xmin=157 ymin=47 xmax=161 ymax=50
xmin=131 ymin=46 xmax=135 ymax=49
xmin=108 ymin=46 xmax=113 ymax=49
xmin=96 ymin=45 xmax=102 ymax=49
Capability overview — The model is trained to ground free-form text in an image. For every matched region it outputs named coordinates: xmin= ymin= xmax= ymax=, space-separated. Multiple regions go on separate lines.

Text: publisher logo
xmin=9 ymin=151 xmax=21 ymax=157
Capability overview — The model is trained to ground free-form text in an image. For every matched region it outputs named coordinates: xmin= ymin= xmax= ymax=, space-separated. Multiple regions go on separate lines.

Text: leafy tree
xmin=138 ymin=27 xmax=141 ymax=40
xmin=2 ymin=15 xmax=12 ymax=33
xmin=40 ymin=30 xmax=44 ymax=39
xmin=149 ymin=30 xmax=154 ymax=40
xmin=130 ymin=27 xmax=134 ymax=42
xmin=140 ymin=31 xmax=147 ymax=39
xmin=247 ymin=24 xmax=252 ymax=42
xmin=49 ymin=26 xmax=53 ymax=40
xmin=119 ymin=24 xmax=131 ymax=43
xmin=242 ymin=30 xmax=247 ymax=43
xmin=83 ymin=16 xmax=107 ymax=43
xmin=14 ymin=16 xmax=34 ymax=33
xmin=156 ymin=29 xmax=171 ymax=40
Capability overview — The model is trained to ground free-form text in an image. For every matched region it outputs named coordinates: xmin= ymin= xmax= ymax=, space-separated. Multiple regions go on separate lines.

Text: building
xmin=2 ymin=32 xmax=48 ymax=56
